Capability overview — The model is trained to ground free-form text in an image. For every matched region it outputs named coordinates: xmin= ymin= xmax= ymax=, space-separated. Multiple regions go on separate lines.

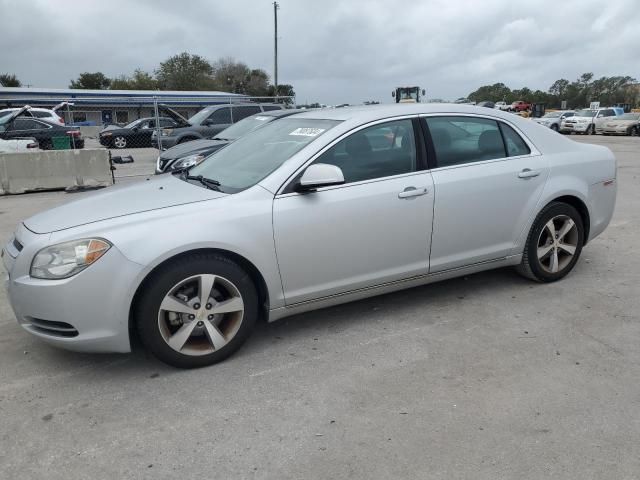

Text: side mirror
xmin=202 ymin=119 xmax=213 ymax=126
xmin=391 ymin=91 xmax=395 ymax=98
xmin=422 ymin=89 xmax=426 ymax=96
xmin=296 ymin=163 xmax=345 ymax=192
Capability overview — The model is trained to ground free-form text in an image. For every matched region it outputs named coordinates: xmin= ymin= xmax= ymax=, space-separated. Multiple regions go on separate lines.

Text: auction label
xmin=289 ymin=127 xmax=325 ymax=137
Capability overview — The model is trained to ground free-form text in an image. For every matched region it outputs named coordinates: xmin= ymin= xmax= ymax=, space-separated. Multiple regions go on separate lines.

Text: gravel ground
xmin=0 ymin=135 xmax=638 ymax=480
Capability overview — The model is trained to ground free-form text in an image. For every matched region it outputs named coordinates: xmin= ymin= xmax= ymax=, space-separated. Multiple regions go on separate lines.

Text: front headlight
xmin=30 ymin=238 xmax=111 ymax=279
xmin=161 ymin=129 xmax=173 ymax=136
xmin=101 ymin=132 xmax=112 ymax=137
xmin=171 ymin=154 xmax=205 ymax=171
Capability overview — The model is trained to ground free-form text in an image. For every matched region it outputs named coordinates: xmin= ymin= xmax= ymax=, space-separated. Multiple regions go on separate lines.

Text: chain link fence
xmin=0 ymin=93 xmax=295 ymax=151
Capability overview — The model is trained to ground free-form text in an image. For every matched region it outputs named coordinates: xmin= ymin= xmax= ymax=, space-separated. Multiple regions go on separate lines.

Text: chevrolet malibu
xmin=2 ymin=104 xmax=617 ymax=368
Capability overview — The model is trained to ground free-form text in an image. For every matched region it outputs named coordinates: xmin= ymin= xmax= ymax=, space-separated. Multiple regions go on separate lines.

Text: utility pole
xmin=273 ymin=1 xmax=279 ymax=98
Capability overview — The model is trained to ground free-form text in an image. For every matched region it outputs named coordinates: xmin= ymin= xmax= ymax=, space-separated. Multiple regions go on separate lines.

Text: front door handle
xmin=398 ymin=187 xmax=428 ymax=199
xmin=518 ymin=168 xmax=541 ymax=179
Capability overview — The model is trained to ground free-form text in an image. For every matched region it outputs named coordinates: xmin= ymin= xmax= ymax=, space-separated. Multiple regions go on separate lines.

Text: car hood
xmin=100 ymin=125 xmax=122 ymax=133
xmin=159 ymin=138 xmax=231 ymax=160
xmin=24 ymin=174 xmax=226 ymax=234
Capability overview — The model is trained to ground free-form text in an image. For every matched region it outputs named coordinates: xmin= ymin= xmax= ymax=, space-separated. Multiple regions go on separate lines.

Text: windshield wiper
xmin=183 ymin=174 xmax=222 ymax=191
xmin=210 ymin=137 xmax=229 ymax=141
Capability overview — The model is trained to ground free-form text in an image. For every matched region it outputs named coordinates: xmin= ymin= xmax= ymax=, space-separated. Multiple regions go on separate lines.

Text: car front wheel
xmin=517 ymin=202 xmax=584 ymax=282
xmin=135 ymin=253 xmax=258 ymax=368
xmin=113 ymin=136 xmax=127 ymax=149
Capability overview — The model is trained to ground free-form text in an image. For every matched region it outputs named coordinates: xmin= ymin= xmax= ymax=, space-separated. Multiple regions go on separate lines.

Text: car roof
xmin=258 ymin=108 xmax=303 ymax=118
xmin=290 ymin=103 xmax=531 ymax=123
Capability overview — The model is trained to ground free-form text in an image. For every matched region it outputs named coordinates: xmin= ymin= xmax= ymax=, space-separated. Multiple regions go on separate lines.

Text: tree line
xmin=467 ymin=73 xmax=638 ymax=108
xmin=1 ymin=52 xmax=295 ymax=100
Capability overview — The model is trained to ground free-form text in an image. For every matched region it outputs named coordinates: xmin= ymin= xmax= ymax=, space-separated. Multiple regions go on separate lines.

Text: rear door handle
xmin=398 ymin=187 xmax=428 ymax=199
xmin=518 ymin=168 xmax=541 ymax=179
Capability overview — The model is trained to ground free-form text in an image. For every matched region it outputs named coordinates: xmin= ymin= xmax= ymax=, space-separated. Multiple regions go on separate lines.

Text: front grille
xmin=28 ymin=318 xmax=79 ymax=337
xmin=12 ymin=238 xmax=23 ymax=252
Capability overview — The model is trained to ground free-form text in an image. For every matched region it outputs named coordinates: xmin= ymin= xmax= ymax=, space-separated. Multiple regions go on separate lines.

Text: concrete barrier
xmin=0 ymin=149 xmax=113 ymax=195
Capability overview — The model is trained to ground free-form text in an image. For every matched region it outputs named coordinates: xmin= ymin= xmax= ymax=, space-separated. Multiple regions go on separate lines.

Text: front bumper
xmin=560 ymin=122 xmax=590 ymax=133
xmin=3 ymin=225 xmax=144 ymax=353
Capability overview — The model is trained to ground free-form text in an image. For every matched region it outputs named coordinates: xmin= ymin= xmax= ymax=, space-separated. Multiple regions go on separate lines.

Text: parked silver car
xmin=2 ymin=104 xmax=617 ymax=368
xmin=533 ymin=110 xmax=575 ymax=131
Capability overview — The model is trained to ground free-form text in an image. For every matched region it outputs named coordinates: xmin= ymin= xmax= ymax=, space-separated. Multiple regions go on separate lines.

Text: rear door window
xmin=499 ymin=123 xmax=531 ymax=157
xmin=232 ymin=106 xmax=261 ymax=122
xmin=206 ymin=107 xmax=231 ymax=125
xmin=12 ymin=119 xmax=46 ymax=130
xmin=425 ymin=116 xmax=506 ymax=168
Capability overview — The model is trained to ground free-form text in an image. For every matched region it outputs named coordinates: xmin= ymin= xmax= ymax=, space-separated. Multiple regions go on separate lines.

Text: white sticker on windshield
xmin=254 ymin=116 xmax=270 ymax=121
xmin=289 ymin=127 xmax=325 ymax=137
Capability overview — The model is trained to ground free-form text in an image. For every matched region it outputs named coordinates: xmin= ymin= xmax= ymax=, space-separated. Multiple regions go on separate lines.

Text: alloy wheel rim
xmin=114 ymin=137 xmax=126 ymax=148
xmin=536 ymin=214 xmax=579 ymax=274
xmin=157 ymin=274 xmax=244 ymax=356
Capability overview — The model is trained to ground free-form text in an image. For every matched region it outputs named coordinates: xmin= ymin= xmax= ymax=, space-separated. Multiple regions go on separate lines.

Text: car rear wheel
xmin=135 ymin=254 xmax=258 ymax=368
xmin=551 ymin=124 xmax=559 ymax=132
xmin=113 ymin=136 xmax=127 ymax=149
xmin=631 ymin=126 xmax=639 ymax=136
xmin=517 ymin=202 xmax=584 ymax=283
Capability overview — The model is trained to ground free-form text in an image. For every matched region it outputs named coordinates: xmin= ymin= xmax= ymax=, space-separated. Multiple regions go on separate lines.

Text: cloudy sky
xmin=1 ymin=0 xmax=639 ymax=104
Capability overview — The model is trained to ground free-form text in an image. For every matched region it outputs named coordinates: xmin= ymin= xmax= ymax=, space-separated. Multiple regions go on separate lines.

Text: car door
xmin=594 ymin=109 xmax=615 ymax=129
xmin=273 ymin=118 xmax=434 ymax=305
xmin=424 ymin=115 xmax=549 ymax=273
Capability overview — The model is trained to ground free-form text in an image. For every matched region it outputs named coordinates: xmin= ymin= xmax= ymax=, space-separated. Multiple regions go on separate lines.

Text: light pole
xmin=273 ymin=1 xmax=279 ymax=99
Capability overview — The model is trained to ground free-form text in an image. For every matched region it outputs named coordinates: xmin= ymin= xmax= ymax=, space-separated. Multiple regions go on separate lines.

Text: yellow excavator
xmin=392 ymin=86 xmax=425 ymax=103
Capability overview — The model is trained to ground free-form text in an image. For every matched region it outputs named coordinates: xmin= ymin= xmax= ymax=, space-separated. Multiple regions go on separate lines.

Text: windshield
xmin=213 ymin=114 xmax=275 ymax=140
xmin=188 ymin=108 xmax=213 ymax=125
xmin=619 ymin=113 xmax=639 ymax=120
xmin=543 ymin=112 xmax=561 ymax=118
xmin=186 ymin=118 xmax=341 ymax=193
xmin=124 ymin=119 xmax=142 ymax=128
xmin=399 ymin=89 xmax=418 ymax=100
xmin=575 ymin=110 xmax=596 ymax=117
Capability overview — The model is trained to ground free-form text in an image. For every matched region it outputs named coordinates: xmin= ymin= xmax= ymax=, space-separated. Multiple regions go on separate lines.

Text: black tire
xmin=135 ymin=253 xmax=258 ymax=368
xmin=586 ymin=124 xmax=595 ymax=135
xmin=630 ymin=126 xmax=639 ymax=137
xmin=178 ymin=136 xmax=198 ymax=144
xmin=516 ymin=202 xmax=585 ymax=283
xmin=551 ymin=124 xmax=559 ymax=132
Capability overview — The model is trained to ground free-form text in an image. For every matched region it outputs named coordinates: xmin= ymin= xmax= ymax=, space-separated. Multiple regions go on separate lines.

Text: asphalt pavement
xmin=0 ymin=135 xmax=638 ymax=479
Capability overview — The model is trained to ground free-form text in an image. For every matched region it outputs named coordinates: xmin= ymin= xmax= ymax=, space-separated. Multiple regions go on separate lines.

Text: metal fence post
xmin=153 ymin=96 xmax=162 ymax=151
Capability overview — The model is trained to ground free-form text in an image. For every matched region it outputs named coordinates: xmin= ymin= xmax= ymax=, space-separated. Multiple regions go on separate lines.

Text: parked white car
xmin=3 ymin=104 xmax=617 ymax=368
xmin=0 ymin=137 xmax=39 ymax=153
xmin=494 ymin=101 xmax=510 ymax=111
xmin=560 ymin=107 xmax=623 ymax=135
xmin=0 ymin=102 xmax=69 ymax=126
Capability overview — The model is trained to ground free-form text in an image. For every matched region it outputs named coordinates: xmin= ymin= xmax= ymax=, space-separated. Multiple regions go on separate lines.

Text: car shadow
xmin=30 ymin=267 xmax=540 ymax=375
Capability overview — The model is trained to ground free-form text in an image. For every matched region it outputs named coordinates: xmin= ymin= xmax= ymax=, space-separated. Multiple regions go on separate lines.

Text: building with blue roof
xmin=0 ymin=87 xmax=250 ymax=125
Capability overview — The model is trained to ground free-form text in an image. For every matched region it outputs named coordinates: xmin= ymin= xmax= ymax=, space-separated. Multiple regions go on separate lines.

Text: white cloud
xmin=0 ymin=0 xmax=638 ymax=104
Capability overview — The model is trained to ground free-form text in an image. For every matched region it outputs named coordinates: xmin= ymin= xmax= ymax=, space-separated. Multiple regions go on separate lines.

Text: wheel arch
xmin=128 ymin=248 xmax=270 ymax=335
xmin=547 ymin=194 xmax=591 ymax=244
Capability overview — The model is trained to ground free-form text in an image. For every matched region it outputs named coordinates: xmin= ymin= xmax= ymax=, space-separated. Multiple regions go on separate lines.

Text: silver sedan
xmin=2 ymin=104 xmax=617 ymax=368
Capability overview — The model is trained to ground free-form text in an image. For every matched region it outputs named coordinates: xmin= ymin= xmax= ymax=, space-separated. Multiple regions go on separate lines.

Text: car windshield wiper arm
xmin=210 ymin=137 xmax=229 ymax=141
xmin=184 ymin=174 xmax=222 ymax=191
